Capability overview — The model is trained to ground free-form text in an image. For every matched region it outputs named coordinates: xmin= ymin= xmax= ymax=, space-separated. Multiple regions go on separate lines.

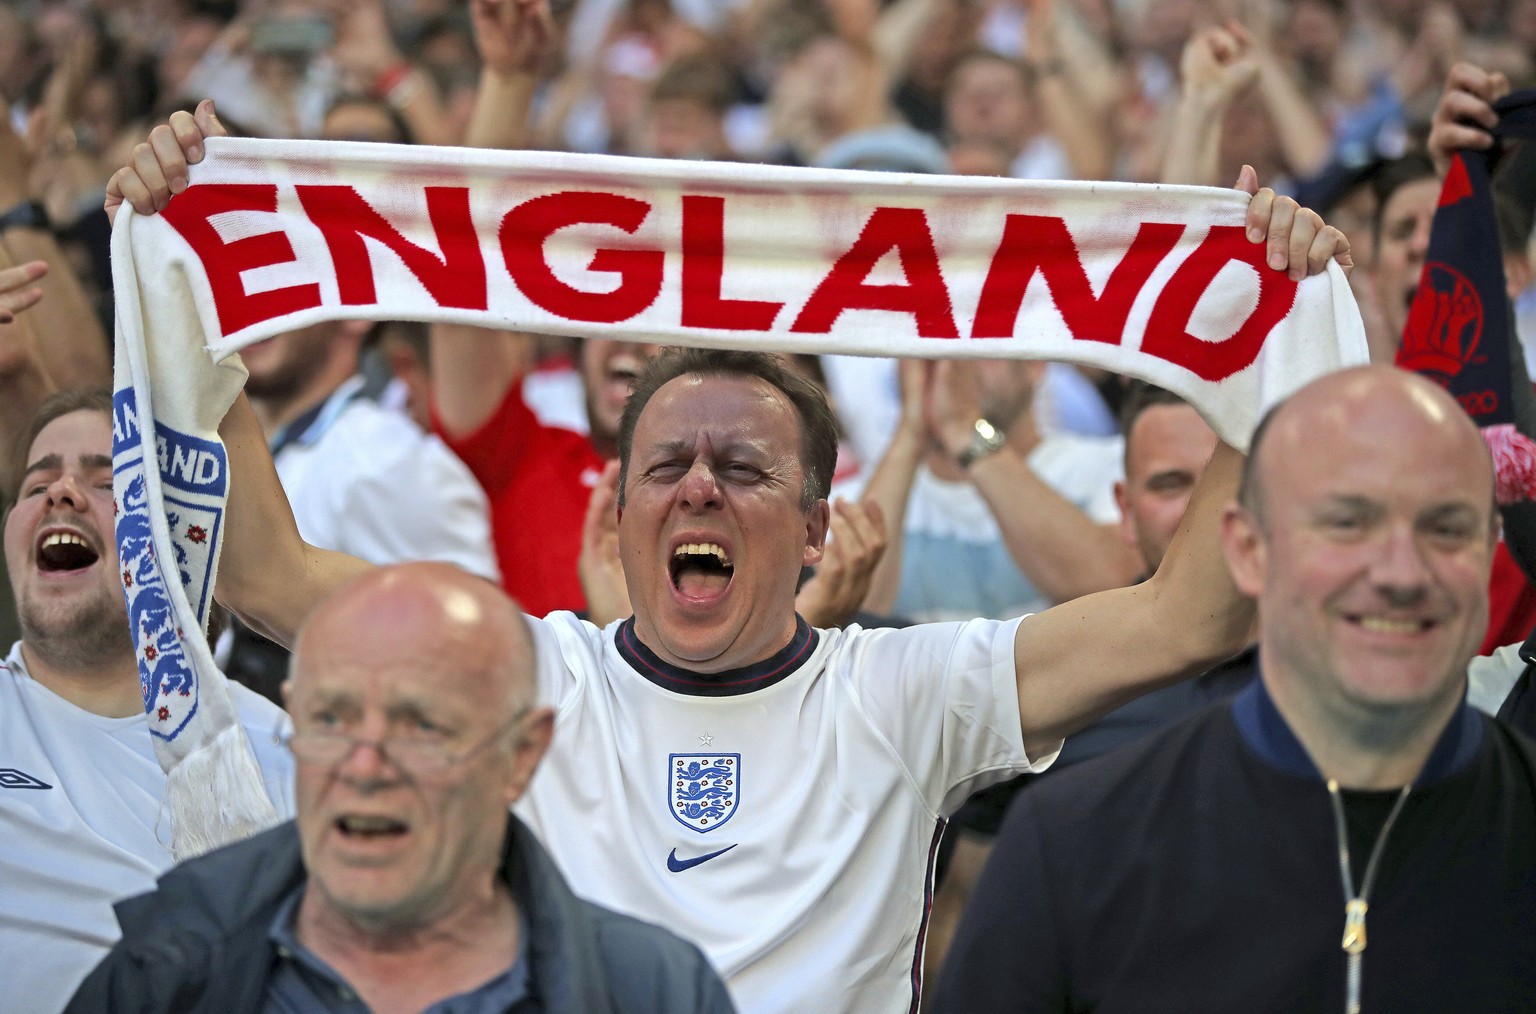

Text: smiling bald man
xmin=937 ymin=366 xmax=1536 ymax=1014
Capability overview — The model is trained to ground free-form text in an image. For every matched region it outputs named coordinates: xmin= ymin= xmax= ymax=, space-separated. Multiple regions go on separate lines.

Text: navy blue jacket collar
xmin=1232 ymin=674 xmax=1484 ymax=786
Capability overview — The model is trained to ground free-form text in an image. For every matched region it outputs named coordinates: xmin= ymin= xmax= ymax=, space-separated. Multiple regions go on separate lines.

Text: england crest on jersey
xmin=669 ymin=753 xmax=739 ymax=833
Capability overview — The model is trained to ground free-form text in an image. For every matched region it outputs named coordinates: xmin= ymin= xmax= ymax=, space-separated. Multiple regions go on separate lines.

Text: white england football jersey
xmin=0 ymin=642 xmax=296 ymax=1013
xmin=516 ymin=613 xmax=1053 ymax=1014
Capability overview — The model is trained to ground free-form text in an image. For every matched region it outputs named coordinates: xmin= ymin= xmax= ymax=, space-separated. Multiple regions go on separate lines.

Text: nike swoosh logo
xmin=667 ymin=844 xmax=738 ymax=872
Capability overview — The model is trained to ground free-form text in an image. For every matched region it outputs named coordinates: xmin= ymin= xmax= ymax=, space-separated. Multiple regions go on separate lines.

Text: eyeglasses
xmin=277 ymin=707 xmax=532 ymax=779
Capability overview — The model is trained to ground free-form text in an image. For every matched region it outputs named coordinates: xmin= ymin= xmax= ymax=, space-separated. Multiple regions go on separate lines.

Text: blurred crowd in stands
xmin=1 ymin=0 xmax=1532 ymax=345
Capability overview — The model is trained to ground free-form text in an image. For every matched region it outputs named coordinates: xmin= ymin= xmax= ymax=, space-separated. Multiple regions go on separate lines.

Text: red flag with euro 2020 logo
xmin=1396 ymin=90 xmax=1536 ymax=504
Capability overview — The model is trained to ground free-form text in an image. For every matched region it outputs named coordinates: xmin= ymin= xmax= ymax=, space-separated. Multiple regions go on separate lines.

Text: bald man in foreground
xmin=68 ymin=564 xmax=735 ymax=1014
xmin=936 ymin=366 xmax=1536 ymax=1013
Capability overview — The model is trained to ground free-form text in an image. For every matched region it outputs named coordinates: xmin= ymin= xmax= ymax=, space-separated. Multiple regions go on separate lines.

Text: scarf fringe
xmin=161 ymin=721 xmax=281 ymax=861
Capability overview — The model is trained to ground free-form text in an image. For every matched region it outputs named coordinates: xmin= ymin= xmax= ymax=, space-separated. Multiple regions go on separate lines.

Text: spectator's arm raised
xmin=924 ymin=357 xmax=1141 ymax=605
xmin=1010 ymin=169 xmax=1349 ymax=758
xmin=0 ymin=250 xmax=54 ymax=491
xmin=431 ymin=0 xmax=552 ymax=440
xmin=0 ymin=105 xmax=108 ymax=392
xmin=106 ymin=104 xmax=371 ymax=646
xmin=214 ymin=390 xmax=373 ymax=644
xmin=858 ymin=357 xmax=927 ymax=616
xmin=1428 ymin=61 xmax=1510 ymax=178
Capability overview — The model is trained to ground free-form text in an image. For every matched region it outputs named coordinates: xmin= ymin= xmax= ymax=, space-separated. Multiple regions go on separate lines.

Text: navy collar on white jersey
xmin=615 ymin=615 xmax=818 ymax=697
xmin=1231 ymin=675 xmax=1484 ymax=787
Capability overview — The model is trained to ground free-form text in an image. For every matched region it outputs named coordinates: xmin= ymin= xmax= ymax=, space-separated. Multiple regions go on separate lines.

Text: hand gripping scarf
xmin=111 ymin=139 xmax=1368 ymax=857
xmin=1397 ymin=89 xmax=1536 ymax=504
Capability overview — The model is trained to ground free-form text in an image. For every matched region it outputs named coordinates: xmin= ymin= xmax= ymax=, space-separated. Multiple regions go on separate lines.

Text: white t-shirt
xmin=0 ymin=642 xmax=296 ymax=1013
xmin=516 ymin=613 xmax=1053 ymax=1014
xmin=896 ymin=434 xmax=1124 ymax=622
xmin=275 ymin=378 xmax=500 ymax=582
xmin=1468 ymin=642 xmax=1525 ymax=716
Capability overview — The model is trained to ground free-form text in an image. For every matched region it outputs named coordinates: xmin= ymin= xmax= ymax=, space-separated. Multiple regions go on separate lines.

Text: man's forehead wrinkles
xmin=647 ymin=437 xmax=695 ymax=455
xmin=644 ymin=432 xmax=772 ymax=457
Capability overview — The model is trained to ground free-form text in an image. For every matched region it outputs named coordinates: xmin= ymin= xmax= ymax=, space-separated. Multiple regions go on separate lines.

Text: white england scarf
xmin=111 ymin=137 xmax=1368 ymax=857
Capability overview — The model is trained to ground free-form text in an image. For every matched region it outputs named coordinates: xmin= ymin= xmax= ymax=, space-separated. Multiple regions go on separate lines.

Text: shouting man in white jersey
xmin=108 ymin=101 xmax=1350 ymax=1013
xmin=0 ymin=389 xmax=295 ymax=1013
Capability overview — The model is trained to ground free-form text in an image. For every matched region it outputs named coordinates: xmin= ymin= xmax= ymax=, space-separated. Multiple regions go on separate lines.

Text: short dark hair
xmin=5 ymin=389 xmax=115 ymax=511
xmin=1118 ymin=381 xmax=1192 ymax=469
xmin=1118 ymin=381 xmax=1189 ymax=437
xmin=1369 ymin=150 xmax=1534 ymax=257
xmin=616 ymin=348 xmax=838 ymax=512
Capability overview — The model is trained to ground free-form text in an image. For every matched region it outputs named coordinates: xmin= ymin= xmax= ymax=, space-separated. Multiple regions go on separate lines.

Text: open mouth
xmin=670 ymin=542 xmax=734 ymax=598
xmin=335 ymin=814 xmax=409 ymax=840
xmin=36 ymin=531 xmax=99 ymax=573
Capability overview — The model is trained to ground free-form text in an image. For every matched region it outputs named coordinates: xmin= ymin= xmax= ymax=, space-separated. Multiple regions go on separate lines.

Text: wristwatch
xmin=956 ymin=417 xmax=1006 ymax=469
xmin=0 ymin=200 xmax=51 ymax=235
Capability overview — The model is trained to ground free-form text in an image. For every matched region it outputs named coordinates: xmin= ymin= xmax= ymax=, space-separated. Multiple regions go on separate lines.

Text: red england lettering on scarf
xmin=159 ymin=183 xmax=322 ymax=334
xmin=499 ymin=191 xmax=665 ymax=323
xmin=791 ymin=206 xmax=958 ymax=338
xmin=679 ymin=195 xmax=782 ymax=331
xmin=1141 ymin=225 xmax=1299 ymax=381
xmin=296 ymin=185 xmax=487 ymax=310
xmin=160 ymin=183 xmax=1298 ymax=383
xmin=971 ymin=216 xmax=1182 ymax=341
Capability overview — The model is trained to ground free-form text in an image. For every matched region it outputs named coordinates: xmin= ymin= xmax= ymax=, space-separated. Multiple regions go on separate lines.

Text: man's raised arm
xmin=108 ymin=103 xmax=371 ymax=647
xmin=216 ymin=391 xmax=371 ymax=645
xmin=0 ymin=251 xmax=55 ymax=486
xmin=431 ymin=0 xmax=551 ymax=439
xmin=1013 ymin=442 xmax=1247 ymax=755
xmin=1012 ymin=170 xmax=1350 ymax=757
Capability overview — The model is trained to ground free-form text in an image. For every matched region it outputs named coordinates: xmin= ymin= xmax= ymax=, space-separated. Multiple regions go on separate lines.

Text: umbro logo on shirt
xmin=666 ymin=844 xmax=737 ymax=872
xmin=0 ymin=768 xmax=52 ymax=790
